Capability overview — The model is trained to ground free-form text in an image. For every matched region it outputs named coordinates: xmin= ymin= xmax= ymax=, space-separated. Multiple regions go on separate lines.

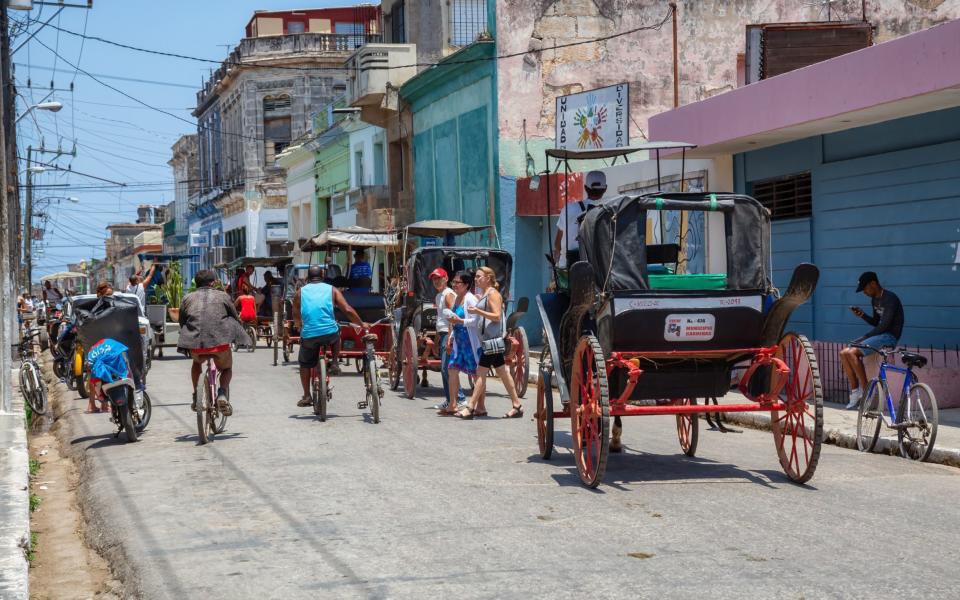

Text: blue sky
xmin=13 ymin=0 xmax=367 ymax=279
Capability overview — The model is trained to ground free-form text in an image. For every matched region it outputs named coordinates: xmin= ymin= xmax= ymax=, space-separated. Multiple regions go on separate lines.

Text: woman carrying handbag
xmin=456 ymin=266 xmax=523 ymax=419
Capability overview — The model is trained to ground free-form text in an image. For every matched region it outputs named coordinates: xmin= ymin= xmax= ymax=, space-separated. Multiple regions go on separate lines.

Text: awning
xmin=545 ymin=142 xmax=696 ymax=161
xmin=404 ymin=220 xmax=490 ymax=237
xmin=300 ymin=226 xmax=401 ymax=251
xmin=216 ymin=256 xmax=294 ymax=270
xmin=41 ymin=271 xmax=86 ymax=281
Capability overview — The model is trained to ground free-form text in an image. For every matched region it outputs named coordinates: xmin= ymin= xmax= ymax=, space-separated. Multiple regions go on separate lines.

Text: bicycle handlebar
xmin=850 ymin=343 xmax=908 ymax=360
xmin=337 ymin=316 xmax=391 ymax=330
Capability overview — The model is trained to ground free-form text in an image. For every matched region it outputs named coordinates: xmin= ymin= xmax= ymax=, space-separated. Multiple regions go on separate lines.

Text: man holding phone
xmin=840 ymin=271 xmax=905 ymax=409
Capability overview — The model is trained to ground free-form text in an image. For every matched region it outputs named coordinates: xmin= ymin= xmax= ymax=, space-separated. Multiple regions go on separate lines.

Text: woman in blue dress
xmin=440 ymin=270 xmax=479 ymax=415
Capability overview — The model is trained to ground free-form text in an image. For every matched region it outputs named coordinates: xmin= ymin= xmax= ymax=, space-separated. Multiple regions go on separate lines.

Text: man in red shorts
xmin=178 ymin=270 xmax=248 ymax=414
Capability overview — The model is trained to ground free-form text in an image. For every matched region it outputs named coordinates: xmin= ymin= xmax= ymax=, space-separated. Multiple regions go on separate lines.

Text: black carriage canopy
xmin=408 ymin=247 xmax=513 ymax=301
xmin=577 ymin=192 xmax=772 ymax=292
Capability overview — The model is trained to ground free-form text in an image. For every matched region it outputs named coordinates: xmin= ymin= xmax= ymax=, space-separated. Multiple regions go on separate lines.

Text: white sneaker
xmin=845 ymin=389 xmax=863 ymax=410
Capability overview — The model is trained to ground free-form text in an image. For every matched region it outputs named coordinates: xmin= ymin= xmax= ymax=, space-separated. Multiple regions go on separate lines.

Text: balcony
xmin=346 ymin=44 xmax=417 ymax=109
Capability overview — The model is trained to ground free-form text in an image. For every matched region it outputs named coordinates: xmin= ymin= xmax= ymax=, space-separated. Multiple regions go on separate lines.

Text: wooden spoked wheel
xmin=536 ymin=350 xmax=554 ymax=460
xmin=509 ymin=327 xmax=530 ymax=398
xmin=675 ymin=398 xmax=699 ymax=456
xmin=387 ymin=346 xmax=400 ymax=391
xmin=401 ymin=327 xmax=417 ymax=399
xmin=771 ymin=332 xmax=824 ymax=484
xmin=569 ymin=335 xmax=610 ymax=488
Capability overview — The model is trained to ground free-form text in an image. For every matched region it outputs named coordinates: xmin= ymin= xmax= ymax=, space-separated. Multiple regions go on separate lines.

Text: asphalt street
xmin=58 ymin=348 xmax=960 ymax=599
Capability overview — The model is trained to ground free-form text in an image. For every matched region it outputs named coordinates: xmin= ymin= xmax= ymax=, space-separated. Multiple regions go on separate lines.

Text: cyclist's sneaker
xmin=329 ymin=362 xmax=342 ymax=376
xmin=217 ymin=388 xmax=233 ymax=416
xmin=845 ymin=388 xmax=862 ymax=410
xmin=297 ymin=395 xmax=312 ymax=407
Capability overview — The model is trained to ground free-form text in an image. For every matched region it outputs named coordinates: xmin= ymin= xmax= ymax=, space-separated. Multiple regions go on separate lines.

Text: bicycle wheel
xmin=366 ymin=354 xmax=380 ymax=424
xmin=197 ymin=372 xmax=210 ymax=444
xmin=857 ymin=379 xmax=885 ymax=453
xmin=898 ymin=382 xmax=938 ymax=462
xmin=244 ymin=324 xmax=257 ymax=353
xmin=21 ymin=362 xmax=46 ymax=415
xmin=319 ymin=359 xmax=329 ymax=422
xmin=210 ymin=383 xmax=228 ymax=435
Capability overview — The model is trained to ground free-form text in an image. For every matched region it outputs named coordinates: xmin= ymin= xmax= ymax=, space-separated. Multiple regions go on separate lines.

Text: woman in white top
xmin=441 ymin=270 xmax=479 ymax=414
xmin=457 ymin=266 xmax=523 ymax=419
xmin=430 ymin=268 xmax=464 ymax=410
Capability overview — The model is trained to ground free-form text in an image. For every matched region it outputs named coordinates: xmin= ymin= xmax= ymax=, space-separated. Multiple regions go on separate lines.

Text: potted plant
xmin=153 ymin=262 xmax=184 ymax=322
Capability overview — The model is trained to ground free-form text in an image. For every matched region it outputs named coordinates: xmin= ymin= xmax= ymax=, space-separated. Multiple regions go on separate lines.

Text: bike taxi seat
xmin=901 ymin=352 xmax=927 ymax=369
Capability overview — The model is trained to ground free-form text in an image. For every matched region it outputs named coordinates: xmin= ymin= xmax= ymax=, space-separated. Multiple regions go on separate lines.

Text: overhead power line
xmin=14 ymin=62 xmax=199 ymax=89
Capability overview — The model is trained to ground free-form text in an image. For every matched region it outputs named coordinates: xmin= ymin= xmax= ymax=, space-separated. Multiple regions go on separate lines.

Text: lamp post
xmin=15 ymin=100 xmax=62 ymax=124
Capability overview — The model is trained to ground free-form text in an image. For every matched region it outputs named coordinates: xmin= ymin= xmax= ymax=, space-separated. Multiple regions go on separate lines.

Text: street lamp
xmin=15 ymin=101 xmax=63 ymax=124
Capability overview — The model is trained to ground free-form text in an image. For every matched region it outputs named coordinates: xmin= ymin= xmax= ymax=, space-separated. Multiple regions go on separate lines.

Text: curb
xmin=0 ymin=373 xmax=30 ymax=600
xmin=526 ymin=362 xmax=960 ymax=469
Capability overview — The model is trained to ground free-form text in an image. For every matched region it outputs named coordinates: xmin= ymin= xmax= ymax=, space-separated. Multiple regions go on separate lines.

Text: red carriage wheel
xmin=675 ymin=398 xmax=699 ymax=456
xmin=536 ymin=349 xmax=554 ymax=460
xmin=771 ymin=332 xmax=824 ymax=484
xmin=509 ymin=327 xmax=530 ymax=398
xmin=387 ymin=346 xmax=401 ymax=391
xmin=569 ymin=335 xmax=610 ymax=488
xmin=401 ymin=326 xmax=417 ymax=399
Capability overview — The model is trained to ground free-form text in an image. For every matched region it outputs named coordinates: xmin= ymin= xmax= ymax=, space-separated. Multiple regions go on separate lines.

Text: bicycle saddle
xmin=362 ymin=333 xmax=378 ymax=343
xmin=900 ymin=352 xmax=927 ymax=369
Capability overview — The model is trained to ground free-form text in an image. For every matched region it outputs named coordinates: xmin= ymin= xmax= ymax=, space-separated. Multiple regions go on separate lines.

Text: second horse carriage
xmin=389 ymin=220 xmax=530 ymax=399
xmin=536 ymin=150 xmax=823 ymax=488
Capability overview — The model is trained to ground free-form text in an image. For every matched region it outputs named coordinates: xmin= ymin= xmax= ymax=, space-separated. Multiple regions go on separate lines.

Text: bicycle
xmin=351 ymin=318 xmax=389 ymax=425
xmin=18 ymin=327 xmax=48 ymax=416
xmin=196 ymin=355 xmax=229 ymax=444
xmin=231 ymin=322 xmax=258 ymax=353
xmin=854 ymin=344 xmax=938 ymax=462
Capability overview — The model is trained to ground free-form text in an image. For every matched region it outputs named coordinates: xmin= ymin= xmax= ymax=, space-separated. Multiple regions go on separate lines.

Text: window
xmin=390 ymin=1 xmax=406 ymax=43
xmin=287 ymin=21 xmax=305 ymax=34
xmin=225 ymin=226 xmax=246 ymax=258
xmin=355 ymin=150 xmax=365 ymax=187
xmin=336 ymin=22 xmax=366 ymax=50
xmin=751 ymin=172 xmax=812 ymax=220
xmin=373 ymin=142 xmax=385 ymax=186
xmin=263 ymin=95 xmax=292 ymax=165
xmin=450 ymin=0 xmax=488 ymax=47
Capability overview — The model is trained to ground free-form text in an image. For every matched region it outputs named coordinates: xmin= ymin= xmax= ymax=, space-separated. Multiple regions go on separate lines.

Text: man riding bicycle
xmin=178 ymin=270 xmax=249 ymax=415
xmin=293 ymin=265 xmax=366 ymax=407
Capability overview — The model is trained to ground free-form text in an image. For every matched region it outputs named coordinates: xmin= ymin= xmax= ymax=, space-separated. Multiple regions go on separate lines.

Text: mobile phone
xmin=849 ymin=305 xmax=860 ymax=313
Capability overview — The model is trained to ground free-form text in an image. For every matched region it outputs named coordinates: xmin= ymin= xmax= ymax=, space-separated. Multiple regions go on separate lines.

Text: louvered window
xmin=264 ymin=96 xmax=292 ymax=112
xmin=751 ymin=172 xmax=812 ymax=220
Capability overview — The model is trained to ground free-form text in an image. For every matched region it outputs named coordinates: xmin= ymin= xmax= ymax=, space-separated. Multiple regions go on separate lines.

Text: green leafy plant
xmin=29 ymin=493 xmax=41 ymax=513
xmin=29 ymin=459 xmax=41 ymax=477
xmin=27 ymin=532 xmax=38 ymax=565
xmin=152 ymin=262 xmax=185 ymax=309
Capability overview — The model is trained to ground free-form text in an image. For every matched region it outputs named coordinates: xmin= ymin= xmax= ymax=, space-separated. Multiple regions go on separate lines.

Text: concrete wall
xmin=348 ymin=122 xmax=388 ymax=189
xmin=735 ymin=106 xmax=960 ymax=347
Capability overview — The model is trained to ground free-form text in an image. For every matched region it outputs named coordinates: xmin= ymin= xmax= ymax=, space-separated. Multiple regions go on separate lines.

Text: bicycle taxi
xmin=214 ymin=255 xmax=294 ymax=358
xmin=536 ymin=179 xmax=824 ymax=487
xmin=390 ymin=220 xmax=530 ymax=399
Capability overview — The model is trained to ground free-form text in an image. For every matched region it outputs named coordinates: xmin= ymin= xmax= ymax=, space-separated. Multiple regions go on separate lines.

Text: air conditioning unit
xmin=189 ymin=232 xmax=209 ymax=248
xmin=206 ymin=246 xmax=235 ymax=266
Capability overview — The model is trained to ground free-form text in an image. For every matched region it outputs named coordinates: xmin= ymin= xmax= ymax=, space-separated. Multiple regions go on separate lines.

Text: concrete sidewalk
xmin=526 ymin=346 xmax=960 ymax=468
xmin=0 ymin=368 xmax=30 ymax=600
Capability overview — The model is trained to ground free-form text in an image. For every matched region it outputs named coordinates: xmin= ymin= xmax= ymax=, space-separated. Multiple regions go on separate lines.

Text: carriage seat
xmin=337 ymin=291 xmax=386 ymax=323
xmin=901 ymin=352 xmax=927 ymax=369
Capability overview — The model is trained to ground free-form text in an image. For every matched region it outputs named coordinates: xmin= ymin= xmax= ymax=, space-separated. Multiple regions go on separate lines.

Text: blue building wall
xmin=735 ymin=106 xmax=960 ymax=346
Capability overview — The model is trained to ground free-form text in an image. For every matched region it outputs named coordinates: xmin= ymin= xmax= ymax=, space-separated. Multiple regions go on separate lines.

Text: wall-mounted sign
xmin=556 ymin=83 xmax=629 ymax=150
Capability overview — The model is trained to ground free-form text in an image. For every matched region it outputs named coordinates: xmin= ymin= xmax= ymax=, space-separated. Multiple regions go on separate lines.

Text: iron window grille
xmin=751 ymin=172 xmax=812 ymax=220
xmin=449 ymin=0 xmax=488 ymax=47
xmin=390 ymin=0 xmax=406 ymax=43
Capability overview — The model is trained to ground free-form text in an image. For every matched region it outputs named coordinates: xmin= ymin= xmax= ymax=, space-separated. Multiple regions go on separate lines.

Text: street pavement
xmin=56 ymin=348 xmax=960 ymax=599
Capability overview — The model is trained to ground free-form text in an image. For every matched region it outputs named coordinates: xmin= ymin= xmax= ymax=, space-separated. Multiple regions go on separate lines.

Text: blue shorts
xmin=856 ymin=333 xmax=898 ymax=356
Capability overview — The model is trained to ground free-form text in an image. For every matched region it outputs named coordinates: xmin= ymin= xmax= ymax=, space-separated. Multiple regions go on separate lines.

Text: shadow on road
xmin=173 ymin=432 xmax=247 ymax=444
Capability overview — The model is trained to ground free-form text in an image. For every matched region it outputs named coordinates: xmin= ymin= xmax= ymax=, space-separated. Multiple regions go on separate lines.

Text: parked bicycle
xmin=351 ymin=318 xmax=388 ymax=424
xmin=18 ymin=327 xmax=48 ymax=416
xmin=196 ymin=355 xmax=229 ymax=444
xmin=854 ymin=344 xmax=938 ymax=462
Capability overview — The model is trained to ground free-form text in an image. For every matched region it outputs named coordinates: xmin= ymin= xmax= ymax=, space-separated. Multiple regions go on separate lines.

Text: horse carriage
xmin=389 ymin=220 xmax=530 ymax=399
xmin=295 ymin=227 xmax=401 ymax=367
xmin=215 ymin=256 xmax=295 ymax=355
xmin=535 ymin=148 xmax=823 ymax=489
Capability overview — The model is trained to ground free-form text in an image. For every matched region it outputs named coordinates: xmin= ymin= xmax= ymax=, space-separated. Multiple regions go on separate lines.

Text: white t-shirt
xmin=126 ymin=283 xmax=146 ymax=309
xmin=556 ymin=199 xmax=595 ymax=268
xmin=434 ymin=287 xmax=456 ymax=333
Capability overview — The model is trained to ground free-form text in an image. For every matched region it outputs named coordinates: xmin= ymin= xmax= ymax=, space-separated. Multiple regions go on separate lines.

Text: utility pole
xmin=24 ymin=146 xmax=33 ymax=291
xmin=670 ymin=2 xmax=679 ymax=108
xmin=1 ymin=0 xmax=12 ymax=413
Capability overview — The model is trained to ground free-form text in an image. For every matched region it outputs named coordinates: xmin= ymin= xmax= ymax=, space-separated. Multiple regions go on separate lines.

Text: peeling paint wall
xmin=495 ymin=0 xmax=960 ymax=177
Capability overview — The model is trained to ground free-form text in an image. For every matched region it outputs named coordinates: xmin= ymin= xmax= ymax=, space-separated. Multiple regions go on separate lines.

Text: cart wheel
xmin=401 ymin=327 xmax=417 ymax=399
xmin=569 ymin=335 xmax=610 ymax=488
xmin=388 ymin=346 xmax=401 ymax=391
xmin=510 ymin=327 xmax=530 ymax=398
xmin=771 ymin=332 xmax=824 ymax=484
xmin=282 ymin=343 xmax=291 ymax=363
xmin=675 ymin=398 xmax=699 ymax=457
xmin=536 ymin=355 xmax=554 ymax=460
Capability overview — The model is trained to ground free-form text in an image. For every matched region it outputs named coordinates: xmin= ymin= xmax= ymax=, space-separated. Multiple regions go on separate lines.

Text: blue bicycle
xmin=854 ymin=344 xmax=938 ymax=462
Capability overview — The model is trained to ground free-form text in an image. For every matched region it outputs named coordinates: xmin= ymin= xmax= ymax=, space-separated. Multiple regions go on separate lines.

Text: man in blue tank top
xmin=292 ymin=265 xmax=366 ymax=407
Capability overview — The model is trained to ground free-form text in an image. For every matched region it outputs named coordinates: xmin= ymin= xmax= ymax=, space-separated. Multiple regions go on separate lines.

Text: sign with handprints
xmin=556 ymin=84 xmax=629 ymax=151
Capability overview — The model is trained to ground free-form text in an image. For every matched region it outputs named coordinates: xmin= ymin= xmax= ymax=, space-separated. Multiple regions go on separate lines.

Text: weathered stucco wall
xmin=495 ymin=0 xmax=960 ymax=177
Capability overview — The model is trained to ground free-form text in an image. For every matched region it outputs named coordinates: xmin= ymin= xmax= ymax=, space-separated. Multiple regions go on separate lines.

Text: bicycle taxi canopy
xmin=300 ymin=226 xmax=401 ymax=252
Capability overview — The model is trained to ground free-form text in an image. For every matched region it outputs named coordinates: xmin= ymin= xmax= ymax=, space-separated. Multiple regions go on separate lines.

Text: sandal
xmin=475 ymin=410 xmax=488 ymax=417
xmin=456 ymin=407 xmax=475 ymax=420
xmin=437 ymin=407 xmax=458 ymax=416
xmin=502 ymin=405 xmax=524 ymax=419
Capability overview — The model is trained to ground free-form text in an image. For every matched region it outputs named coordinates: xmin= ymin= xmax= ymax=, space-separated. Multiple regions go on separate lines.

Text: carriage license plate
xmin=664 ymin=314 xmax=715 ymax=341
